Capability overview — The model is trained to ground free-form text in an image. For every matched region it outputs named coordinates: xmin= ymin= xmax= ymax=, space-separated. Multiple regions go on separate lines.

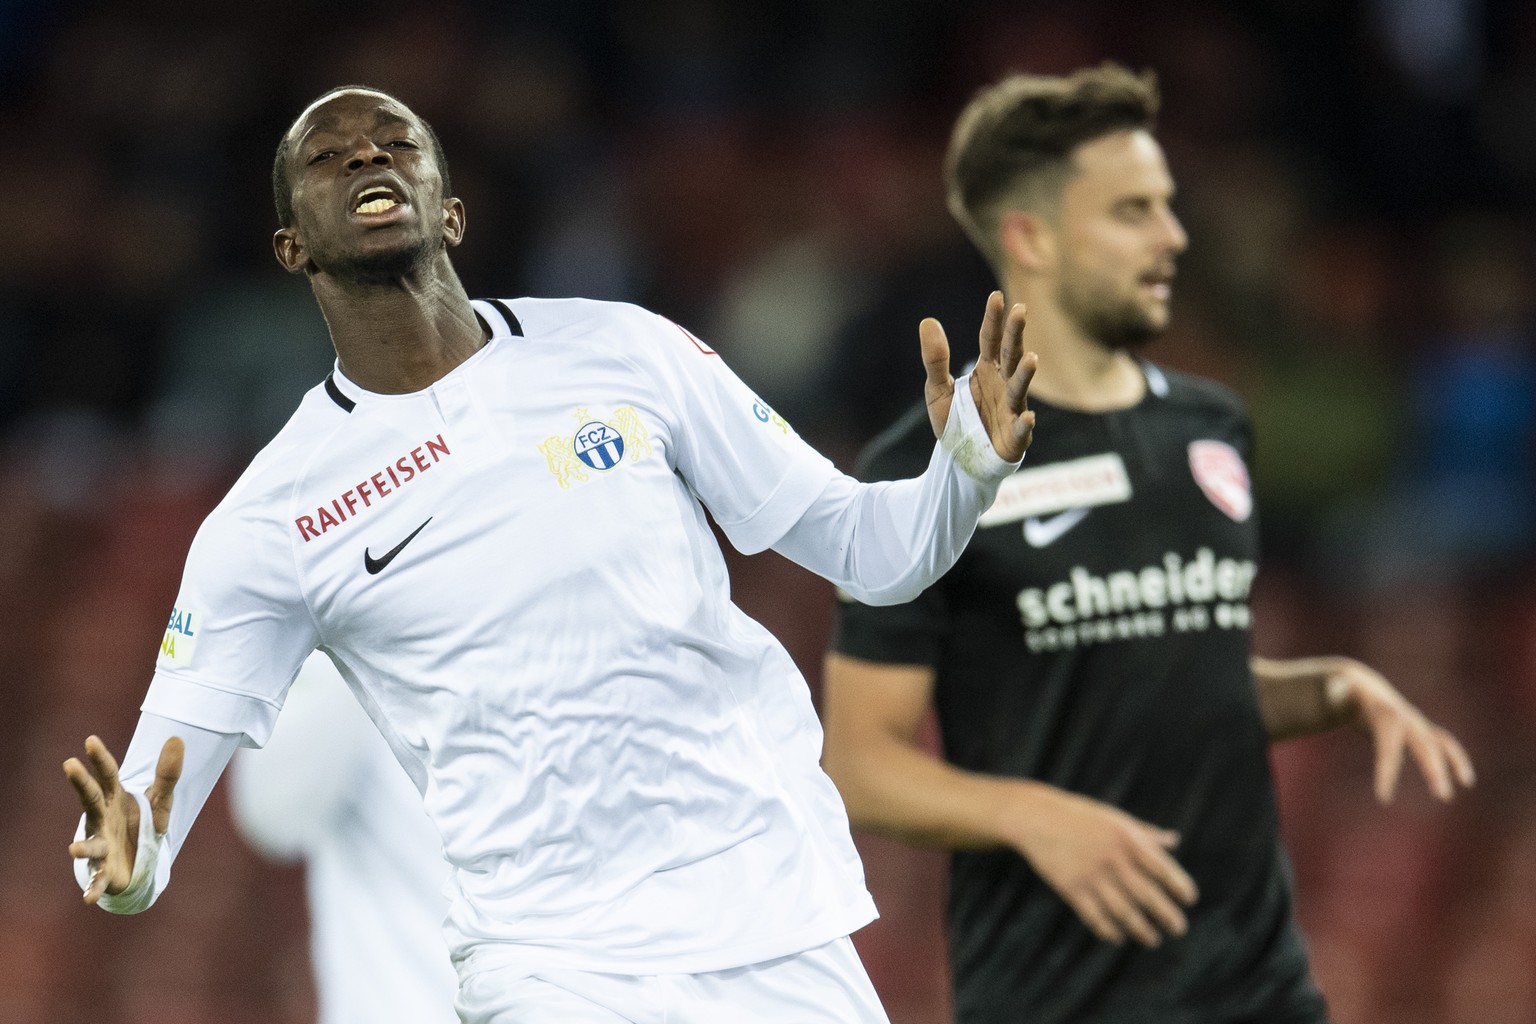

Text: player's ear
xmin=442 ymin=197 xmax=466 ymax=248
xmin=999 ymin=210 xmax=1055 ymax=273
xmin=274 ymin=228 xmax=309 ymax=274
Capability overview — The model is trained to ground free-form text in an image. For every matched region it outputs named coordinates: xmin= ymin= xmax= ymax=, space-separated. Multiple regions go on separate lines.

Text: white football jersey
xmin=147 ymin=298 xmax=876 ymax=972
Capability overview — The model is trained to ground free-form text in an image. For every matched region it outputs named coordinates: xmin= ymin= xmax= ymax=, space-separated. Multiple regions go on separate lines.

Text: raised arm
xmin=821 ymin=652 xmax=1197 ymax=948
xmin=772 ymin=294 xmax=1036 ymax=604
xmin=1252 ymin=654 xmax=1475 ymax=803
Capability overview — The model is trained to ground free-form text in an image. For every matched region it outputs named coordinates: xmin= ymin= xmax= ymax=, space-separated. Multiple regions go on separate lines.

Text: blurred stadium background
xmin=3 ymin=0 xmax=1534 ymax=1021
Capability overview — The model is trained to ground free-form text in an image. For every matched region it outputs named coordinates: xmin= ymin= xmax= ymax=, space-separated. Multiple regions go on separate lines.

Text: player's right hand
xmin=1011 ymin=786 xmax=1198 ymax=948
xmin=64 ymin=735 xmax=183 ymax=904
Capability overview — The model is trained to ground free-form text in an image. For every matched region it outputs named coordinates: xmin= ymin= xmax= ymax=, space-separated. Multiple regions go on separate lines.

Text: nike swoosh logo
xmin=1023 ymin=507 xmax=1090 ymax=548
xmin=364 ymin=517 xmax=433 ymax=575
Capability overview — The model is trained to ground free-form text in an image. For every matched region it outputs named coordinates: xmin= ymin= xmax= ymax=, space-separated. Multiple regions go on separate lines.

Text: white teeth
xmin=355 ymin=186 xmax=398 ymax=213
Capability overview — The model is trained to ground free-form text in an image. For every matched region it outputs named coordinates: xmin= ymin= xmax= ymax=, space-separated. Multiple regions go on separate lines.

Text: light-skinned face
xmin=1052 ymin=128 xmax=1187 ymax=350
xmin=275 ymin=90 xmax=459 ymax=285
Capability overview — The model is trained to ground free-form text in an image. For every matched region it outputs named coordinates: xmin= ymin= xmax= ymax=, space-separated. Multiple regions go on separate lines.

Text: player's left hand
xmin=922 ymin=290 xmax=1037 ymax=461
xmin=1324 ymin=658 xmax=1476 ymax=803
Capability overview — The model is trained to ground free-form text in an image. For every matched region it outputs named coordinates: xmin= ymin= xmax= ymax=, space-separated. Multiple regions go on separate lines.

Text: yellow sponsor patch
xmin=751 ymin=398 xmax=790 ymax=435
xmin=158 ymin=604 xmax=200 ymax=666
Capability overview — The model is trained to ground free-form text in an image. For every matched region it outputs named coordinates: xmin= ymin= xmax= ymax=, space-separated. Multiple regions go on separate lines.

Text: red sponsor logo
xmin=1188 ymin=440 xmax=1252 ymax=522
xmin=294 ymin=434 xmax=451 ymax=541
xmin=1001 ymin=468 xmax=1118 ymax=509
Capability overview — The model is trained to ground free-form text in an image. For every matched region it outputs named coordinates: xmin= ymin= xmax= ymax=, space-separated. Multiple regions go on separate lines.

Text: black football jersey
xmin=833 ymin=363 xmax=1327 ymax=1024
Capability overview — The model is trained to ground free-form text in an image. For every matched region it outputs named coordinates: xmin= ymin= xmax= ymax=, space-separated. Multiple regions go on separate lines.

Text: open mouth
xmin=353 ymin=185 xmax=402 ymax=215
xmin=1140 ymin=267 xmax=1175 ymax=296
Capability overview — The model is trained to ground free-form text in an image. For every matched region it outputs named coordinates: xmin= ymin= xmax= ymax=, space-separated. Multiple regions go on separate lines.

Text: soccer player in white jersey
xmin=63 ymin=87 xmax=1038 ymax=1023
xmin=229 ymin=650 xmax=459 ymax=1024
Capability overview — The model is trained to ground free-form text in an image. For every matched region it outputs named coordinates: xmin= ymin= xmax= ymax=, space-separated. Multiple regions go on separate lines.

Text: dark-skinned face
xmin=275 ymin=90 xmax=458 ymax=285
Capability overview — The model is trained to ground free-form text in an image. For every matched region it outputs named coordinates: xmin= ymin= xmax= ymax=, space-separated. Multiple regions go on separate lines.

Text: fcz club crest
xmin=575 ymin=421 xmax=624 ymax=470
xmin=541 ymin=406 xmax=653 ymax=489
xmin=1188 ymin=439 xmax=1252 ymax=522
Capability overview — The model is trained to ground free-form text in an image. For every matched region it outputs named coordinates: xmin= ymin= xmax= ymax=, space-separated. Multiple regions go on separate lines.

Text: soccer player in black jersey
xmin=823 ymin=64 xmax=1475 ymax=1024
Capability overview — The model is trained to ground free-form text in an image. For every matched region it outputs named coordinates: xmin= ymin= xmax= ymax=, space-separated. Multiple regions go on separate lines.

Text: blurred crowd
xmin=2 ymin=1 xmax=1534 ymax=1021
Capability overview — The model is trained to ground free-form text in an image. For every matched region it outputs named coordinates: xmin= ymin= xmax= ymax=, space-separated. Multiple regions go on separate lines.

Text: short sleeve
xmin=141 ymin=492 xmax=319 ymax=747
xmin=828 ymin=412 xmax=952 ymax=667
xmin=635 ymin=314 xmax=840 ymax=555
xmin=831 ymin=584 xmax=949 ymax=667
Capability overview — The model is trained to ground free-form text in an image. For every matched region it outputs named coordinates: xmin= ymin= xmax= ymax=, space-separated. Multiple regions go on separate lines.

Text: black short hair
xmin=271 ymin=85 xmax=452 ymax=228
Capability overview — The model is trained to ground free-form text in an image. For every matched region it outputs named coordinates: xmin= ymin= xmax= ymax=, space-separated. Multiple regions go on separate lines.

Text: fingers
xmin=148 ymin=737 xmax=185 ymax=834
xmin=1441 ymin=728 xmax=1476 ymax=789
xmin=1083 ymin=861 xmax=1192 ymax=949
xmin=1007 ymin=349 xmax=1038 ymax=410
xmin=1404 ymin=721 xmax=1478 ymax=803
xmin=1006 ymin=350 xmax=1038 ymax=455
xmin=65 ymin=735 xmax=125 ymax=824
xmin=63 ymin=756 xmax=107 ymax=819
xmin=1115 ymin=871 xmax=1182 ymax=945
xmin=64 ymin=764 xmax=112 ymax=904
xmin=975 ymin=290 xmax=1005 ymax=363
xmin=920 ymin=317 xmax=955 ymax=439
xmin=1138 ymin=832 xmax=1200 ymax=907
xmin=65 ymin=740 xmax=115 ymax=904
xmin=83 ymin=735 xmax=123 ymax=800
xmin=1128 ymin=836 xmax=1197 ymax=936
xmin=938 ymin=293 xmax=1034 ymax=457
xmin=1094 ymin=881 xmax=1162 ymax=947
xmin=1010 ymin=408 xmax=1037 ymax=453
xmin=1070 ymin=889 xmax=1127 ymax=946
xmin=998 ymin=301 xmax=1027 ymax=378
xmin=68 ymin=836 xmax=110 ymax=861
xmin=154 ymin=736 xmax=185 ymax=789
xmin=1372 ymin=719 xmax=1407 ymax=804
xmin=1406 ymin=724 xmax=1456 ymax=801
xmin=82 ymin=859 xmax=113 ymax=905
xmin=1350 ymin=666 xmax=1475 ymax=802
xmin=1093 ymin=830 xmax=1198 ymax=947
xmin=68 ymin=827 xmax=113 ymax=905
xmin=1059 ymin=828 xmax=1198 ymax=949
xmin=1374 ymin=711 xmax=1476 ymax=803
xmin=973 ymin=349 xmax=1038 ymax=461
xmin=919 ymin=317 xmax=953 ymax=392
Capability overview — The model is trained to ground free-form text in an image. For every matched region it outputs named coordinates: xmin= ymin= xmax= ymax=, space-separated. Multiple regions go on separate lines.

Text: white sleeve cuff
xmin=74 ymin=790 xmax=164 ymax=915
xmin=940 ymin=372 xmax=1021 ymax=483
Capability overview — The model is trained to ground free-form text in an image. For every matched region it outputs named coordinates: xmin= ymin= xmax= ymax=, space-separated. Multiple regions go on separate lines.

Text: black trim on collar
xmin=324 ymin=373 xmax=356 ymax=413
xmin=488 ymin=299 xmax=524 ymax=337
xmin=324 ymin=304 xmax=519 ymax=413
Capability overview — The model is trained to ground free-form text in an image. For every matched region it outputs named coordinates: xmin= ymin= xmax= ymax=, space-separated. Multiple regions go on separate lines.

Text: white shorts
xmin=454 ymin=936 xmax=890 ymax=1024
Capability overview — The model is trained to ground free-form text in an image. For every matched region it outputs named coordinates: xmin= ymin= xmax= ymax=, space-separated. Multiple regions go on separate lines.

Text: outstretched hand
xmin=64 ymin=735 xmax=183 ymax=904
xmin=1325 ymin=659 xmax=1476 ymax=804
xmin=922 ymin=290 xmax=1037 ymax=461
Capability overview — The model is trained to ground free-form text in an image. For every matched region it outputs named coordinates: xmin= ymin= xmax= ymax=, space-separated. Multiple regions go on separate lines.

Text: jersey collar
xmin=323 ymin=298 xmax=526 ymax=412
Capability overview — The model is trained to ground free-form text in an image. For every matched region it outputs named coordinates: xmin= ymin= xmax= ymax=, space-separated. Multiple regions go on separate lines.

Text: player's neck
xmin=1007 ymin=292 xmax=1146 ymax=412
xmin=313 ymin=261 xmax=488 ymax=395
